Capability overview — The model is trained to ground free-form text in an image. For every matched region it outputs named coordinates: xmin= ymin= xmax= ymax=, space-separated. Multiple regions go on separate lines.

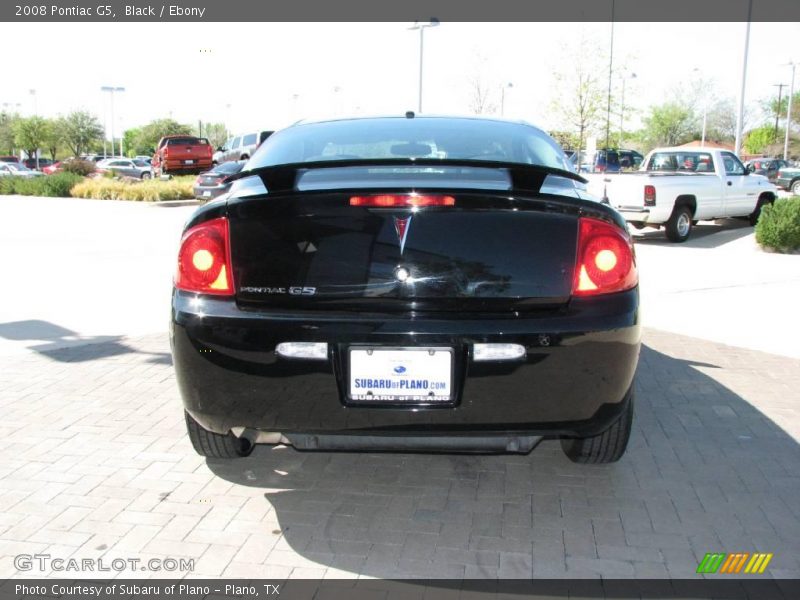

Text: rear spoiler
xmin=226 ymin=158 xmax=587 ymax=194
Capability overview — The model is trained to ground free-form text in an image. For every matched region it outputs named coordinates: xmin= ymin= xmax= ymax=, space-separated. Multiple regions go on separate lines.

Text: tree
xmin=13 ymin=117 xmax=48 ymax=167
xmin=60 ymin=111 xmax=104 ymax=157
xmin=744 ymin=125 xmax=778 ymax=155
xmin=41 ymin=119 xmax=62 ymax=161
xmin=133 ymin=119 xmax=193 ymax=154
xmin=0 ymin=111 xmax=20 ymax=155
xmin=551 ymin=53 xmax=605 ymax=163
xmin=202 ymin=122 xmax=229 ymax=149
xmin=468 ymin=74 xmax=496 ymax=115
xmin=638 ymin=102 xmax=697 ymax=148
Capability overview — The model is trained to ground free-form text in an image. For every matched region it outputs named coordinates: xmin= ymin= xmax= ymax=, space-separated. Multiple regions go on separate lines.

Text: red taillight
xmin=349 ymin=194 xmax=455 ymax=207
xmin=573 ymin=217 xmax=637 ymax=296
xmin=644 ymin=185 xmax=656 ymax=206
xmin=175 ymin=217 xmax=234 ymax=295
xmin=214 ymin=177 xmax=226 ymax=185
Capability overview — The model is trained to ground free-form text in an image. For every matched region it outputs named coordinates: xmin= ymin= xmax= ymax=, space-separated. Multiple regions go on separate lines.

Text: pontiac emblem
xmin=394 ymin=216 xmax=412 ymax=255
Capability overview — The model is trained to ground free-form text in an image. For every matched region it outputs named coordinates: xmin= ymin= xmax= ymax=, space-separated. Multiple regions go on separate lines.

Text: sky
xmin=2 ymin=21 xmax=799 ymax=143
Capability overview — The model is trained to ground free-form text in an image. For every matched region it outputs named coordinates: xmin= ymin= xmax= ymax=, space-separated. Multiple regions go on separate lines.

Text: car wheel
xmin=185 ymin=411 xmax=253 ymax=458
xmin=791 ymin=180 xmax=800 ymax=195
xmin=665 ymin=205 xmax=693 ymax=243
xmin=749 ymin=197 xmax=772 ymax=226
xmin=560 ymin=387 xmax=634 ymax=464
xmin=141 ymin=172 xmax=151 ymax=180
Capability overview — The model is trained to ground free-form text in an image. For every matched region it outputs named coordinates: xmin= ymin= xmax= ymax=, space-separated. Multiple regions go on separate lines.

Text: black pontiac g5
xmin=170 ymin=115 xmax=640 ymax=463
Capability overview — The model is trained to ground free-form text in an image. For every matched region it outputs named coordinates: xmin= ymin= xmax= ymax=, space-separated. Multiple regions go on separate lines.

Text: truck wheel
xmin=185 ymin=411 xmax=253 ymax=458
xmin=749 ymin=197 xmax=773 ymax=226
xmin=791 ymin=180 xmax=800 ymax=195
xmin=561 ymin=387 xmax=634 ymax=464
xmin=665 ymin=205 xmax=693 ymax=243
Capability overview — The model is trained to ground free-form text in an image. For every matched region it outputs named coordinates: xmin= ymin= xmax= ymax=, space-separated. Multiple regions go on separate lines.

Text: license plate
xmin=349 ymin=347 xmax=453 ymax=404
xmin=184 ymin=160 xmax=194 ymax=165
xmin=202 ymin=190 xmax=211 ymax=197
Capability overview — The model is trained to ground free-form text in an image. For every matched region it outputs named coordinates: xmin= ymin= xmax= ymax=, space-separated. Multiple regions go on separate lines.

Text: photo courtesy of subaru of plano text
xmin=171 ymin=115 xmax=640 ymax=463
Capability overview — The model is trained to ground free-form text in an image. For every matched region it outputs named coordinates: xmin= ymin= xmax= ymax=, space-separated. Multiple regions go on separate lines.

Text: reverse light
xmin=276 ymin=342 xmax=328 ymax=360
xmin=473 ymin=343 xmax=526 ymax=362
xmin=644 ymin=185 xmax=656 ymax=206
xmin=350 ymin=194 xmax=455 ymax=207
xmin=175 ymin=217 xmax=234 ymax=295
xmin=573 ymin=217 xmax=638 ymax=296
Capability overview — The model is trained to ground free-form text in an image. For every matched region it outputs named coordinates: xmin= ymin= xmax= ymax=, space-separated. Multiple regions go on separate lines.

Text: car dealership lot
xmin=1 ymin=196 xmax=799 ymax=579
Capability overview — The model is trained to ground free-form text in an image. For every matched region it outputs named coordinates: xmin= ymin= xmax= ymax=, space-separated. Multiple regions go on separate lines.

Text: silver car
xmin=0 ymin=163 xmax=43 ymax=178
xmin=213 ymin=130 xmax=274 ymax=164
xmin=97 ymin=158 xmax=153 ymax=179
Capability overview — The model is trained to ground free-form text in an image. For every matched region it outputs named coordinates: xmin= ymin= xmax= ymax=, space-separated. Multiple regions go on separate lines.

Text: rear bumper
xmin=163 ymin=160 xmax=212 ymax=173
xmin=170 ymin=289 xmax=641 ymax=439
xmin=615 ymin=206 xmax=671 ymax=224
xmin=193 ymin=185 xmax=229 ymax=200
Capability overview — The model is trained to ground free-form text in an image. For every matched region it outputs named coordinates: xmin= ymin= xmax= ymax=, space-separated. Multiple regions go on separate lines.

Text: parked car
xmin=173 ymin=115 xmax=640 ymax=463
xmin=22 ymin=158 xmax=54 ymax=170
xmin=0 ymin=163 xmax=44 ymax=177
xmin=193 ymin=160 xmax=246 ymax=200
xmin=585 ymin=147 xmax=777 ymax=242
xmin=745 ymin=158 xmax=790 ymax=183
xmin=153 ymin=136 xmax=213 ymax=176
xmin=134 ymin=155 xmax=153 ymax=164
xmin=0 ymin=156 xmax=21 ymax=165
xmin=97 ymin=158 xmax=152 ymax=179
xmin=775 ymin=165 xmax=800 ymax=194
xmin=213 ymin=130 xmax=274 ymax=164
xmin=618 ymin=149 xmax=644 ymax=170
xmin=589 ymin=149 xmax=621 ymax=173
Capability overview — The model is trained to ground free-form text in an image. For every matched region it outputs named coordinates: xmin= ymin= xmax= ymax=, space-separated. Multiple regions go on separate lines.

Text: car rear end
xmin=159 ymin=136 xmax=213 ymax=174
xmin=170 ymin=117 xmax=640 ymax=457
xmin=193 ymin=161 xmax=245 ymax=200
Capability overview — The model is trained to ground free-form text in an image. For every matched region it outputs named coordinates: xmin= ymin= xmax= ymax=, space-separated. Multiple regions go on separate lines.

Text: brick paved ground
xmin=1 ymin=327 xmax=798 ymax=580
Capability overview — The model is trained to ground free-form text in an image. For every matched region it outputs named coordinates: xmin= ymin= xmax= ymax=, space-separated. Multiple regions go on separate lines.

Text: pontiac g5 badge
xmin=394 ymin=216 xmax=412 ymax=254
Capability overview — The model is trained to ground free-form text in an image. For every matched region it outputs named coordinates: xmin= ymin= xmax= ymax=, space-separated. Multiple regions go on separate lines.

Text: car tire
xmin=141 ymin=172 xmax=151 ymax=180
xmin=185 ymin=411 xmax=253 ymax=458
xmin=665 ymin=205 xmax=693 ymax=243
xmin=560 ymin=387 xmax=634 ymax=464
xmin=749 ymin=196 xmax=772 ymax=226
xmin=791 ymin=180 xmax=800 ymax=195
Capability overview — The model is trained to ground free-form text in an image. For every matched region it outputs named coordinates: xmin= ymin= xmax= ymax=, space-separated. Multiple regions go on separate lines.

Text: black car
xmin=193 ymin=160 xmax=246 ymax=200
xmin=745 ymin=158 xmax=789 ymax=183
xmin=171 ymin=115 xmax=641 ymax=463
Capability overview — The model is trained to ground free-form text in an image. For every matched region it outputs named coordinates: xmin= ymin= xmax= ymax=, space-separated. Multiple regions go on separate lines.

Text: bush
xmin=755 ymin=197 xmax=800 ymax=253
xmin=0 ymin=172 xmax=83 ymax=197
xmin=70 ymin=176 xmax=194 ymax=201
xmin=61 ymin=159 xmax=96 ymax=176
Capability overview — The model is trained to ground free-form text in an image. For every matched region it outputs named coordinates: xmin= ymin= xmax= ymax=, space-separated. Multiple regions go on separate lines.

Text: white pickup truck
xmin=585 ymin=147 xmax=777 ymax=242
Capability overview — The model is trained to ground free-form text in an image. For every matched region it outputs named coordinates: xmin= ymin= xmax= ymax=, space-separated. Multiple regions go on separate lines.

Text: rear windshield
xmin=212 ymin=161 xmax=246 ymax=174
xmin=247 ymin=117 xmax=570 ymax=171
xmin=166 ymin=137 xmax=208 ymax=146
xmin=646 ymin=151 xmax=715 ymax=173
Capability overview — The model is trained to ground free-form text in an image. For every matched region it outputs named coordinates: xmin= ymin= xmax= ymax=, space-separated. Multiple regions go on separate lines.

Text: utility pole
xmin=734 ymin=0 xmax=752 ymax=157
xmin=605 ymin=0 xmax=615 ymax=149
xmin=774 ymin=83 xmax=787 ymax=142
xmin=784 ymin=62 xmax=796 ymax=161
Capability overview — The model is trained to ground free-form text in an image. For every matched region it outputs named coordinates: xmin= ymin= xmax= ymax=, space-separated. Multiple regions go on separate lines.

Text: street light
xmin=408 ymin=18 xmax=440 ymax=113
xmin=100 ymin=86 xmax=125 ymax=157
xmin=734 ymin=0 xmax=753 ymax=157
xmin=619 ymin=72 xmax=636 ymax=148
xmin=784 ymin=61 xmax=796 ymax=161
xmin=500 ymin=82 xmax=513 ymax=116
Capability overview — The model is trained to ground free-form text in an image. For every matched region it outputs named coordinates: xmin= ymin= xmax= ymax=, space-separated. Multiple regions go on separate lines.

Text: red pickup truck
xmin=152 ymin=136 xmax=213 ymax=176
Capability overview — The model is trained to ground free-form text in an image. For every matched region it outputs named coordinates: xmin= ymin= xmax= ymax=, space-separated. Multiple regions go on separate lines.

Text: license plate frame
xmin=348 ymin=346 xmax=454 ymax=405
xmin=184 ymin=159 xmax=195 ymax=165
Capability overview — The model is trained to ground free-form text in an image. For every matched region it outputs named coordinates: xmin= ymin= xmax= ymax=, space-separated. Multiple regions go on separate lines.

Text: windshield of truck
xmin=645 ymin=151 xmax=715 ymax=173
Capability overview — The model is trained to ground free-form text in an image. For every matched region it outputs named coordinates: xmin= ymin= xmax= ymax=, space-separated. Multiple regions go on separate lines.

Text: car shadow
xmin=632 ymin=219 xmax=753 ymax=249
xmin=0 ymin=319 xmax=172 ymax=364
xmin=206 ymin=340 xmax=800 ymax=579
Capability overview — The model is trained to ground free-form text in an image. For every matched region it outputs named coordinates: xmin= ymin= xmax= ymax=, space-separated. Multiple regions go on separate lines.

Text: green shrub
xmin=61 ymin=159 xmax=96 ymax=176
xmin=70 ymin=176 xmax=194 ymax=201
xmin=0 ymin=172 xmax=83 ymax=197
xmin=755 ymin=197 xmax=800 ymax=253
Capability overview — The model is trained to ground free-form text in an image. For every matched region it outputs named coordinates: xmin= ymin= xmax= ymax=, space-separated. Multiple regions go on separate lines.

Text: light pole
xmin=408 ymin=19 xmax=439 ymax=113
xmin=29 ymin=89 xmax=37 ymax=115
xmin=604 ymin=0 xmax=616 ymax=149
xmin=619 ymin=72 xmax=636 ymax=148
xmin=500 ymin=82 xmax=513 ymax=116
xmin=734 ymin=0 xmax=752 ymax=157
xmin=784 ymin=61 xmax=796 ymax=161
xmin=100 ymin=86 xmax=125 ymax=157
